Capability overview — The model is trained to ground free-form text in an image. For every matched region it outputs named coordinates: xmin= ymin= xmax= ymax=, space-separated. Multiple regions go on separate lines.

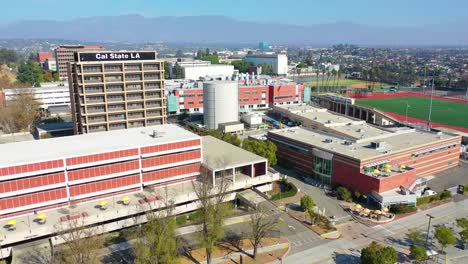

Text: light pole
xmin=424 ymin=214 xmax=435 ymax=250
xmin=427 ymin=76 xmax=435 ymax=130
xmin=405 ymin=102 xmax=410 ymax=124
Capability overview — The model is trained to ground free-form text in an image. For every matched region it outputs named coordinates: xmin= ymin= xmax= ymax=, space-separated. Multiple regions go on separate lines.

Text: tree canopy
xmin=434 ymin=226 xmax=456 ymax=252
xmin=0 ymin=48 xmax=19 ymax=64
xmin=360 ymin=241 xmax=398 ymax=264
xmin=258 ymin=63 xmax=274 ymax=75
xmin=242 ymin=139 xmax=277 ymax=166
xmin=410 ymin=244 xmax=427 ymax=263
xmin=231 ymin=60 xmax=252 ymax=73
xmin=17 ymin=60 xmax=44 ymax=86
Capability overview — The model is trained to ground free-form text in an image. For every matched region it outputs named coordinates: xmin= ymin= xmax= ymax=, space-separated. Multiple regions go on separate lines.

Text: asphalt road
xmin=285 ymin=196 xmax=468 ymax=264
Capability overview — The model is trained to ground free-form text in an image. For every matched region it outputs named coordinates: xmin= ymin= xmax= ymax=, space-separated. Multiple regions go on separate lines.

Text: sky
xmin=2 ymin=0 xmax=467 ymax=27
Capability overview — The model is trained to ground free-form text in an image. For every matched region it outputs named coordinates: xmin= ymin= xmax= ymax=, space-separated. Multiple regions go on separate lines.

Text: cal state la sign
xmin=79 ymin=52 xmax=156 ymax=62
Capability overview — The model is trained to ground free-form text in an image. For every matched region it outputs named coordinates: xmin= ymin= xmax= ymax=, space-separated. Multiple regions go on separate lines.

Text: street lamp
xmin=405 ymin=102 xmax=410 ymax=123
xmin=424 ymin=214 xmax=435 ymax=250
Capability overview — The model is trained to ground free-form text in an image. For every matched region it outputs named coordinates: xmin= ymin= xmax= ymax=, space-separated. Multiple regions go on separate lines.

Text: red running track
xmin=351 ymin=92 xmax=468 ymax=104
xmin=383 ymin=111 xmax=468 ymax=133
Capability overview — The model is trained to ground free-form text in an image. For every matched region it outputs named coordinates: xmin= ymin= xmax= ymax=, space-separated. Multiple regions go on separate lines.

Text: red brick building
xmin=36 ymin=52 xmax=54 ymax=64
xmin=173 ymin=81 xmax=304 ymax=113
xmin=268 ymin=106 xmax=461 ymax=207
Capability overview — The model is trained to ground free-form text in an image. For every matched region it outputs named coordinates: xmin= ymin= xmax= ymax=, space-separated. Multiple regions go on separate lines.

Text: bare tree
xmin=0 ymin=88 xmax=39 ymax=133
xmin=134 ymin=187 xmax=179 ymax=264
xmin=53 ymin=218 xmax=105 ymax=264
xmin=192 ymin=163 xmax=232 ymax=264
xmin=249 ymin=205 xmax=280 ymax=259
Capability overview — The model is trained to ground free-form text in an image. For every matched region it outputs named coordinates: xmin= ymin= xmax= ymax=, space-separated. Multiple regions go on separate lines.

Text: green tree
xmin=434 ymin=226 xmax=456 ymax=252
xmin=258 ymin=63 xmax=274 ymax=75
xmin=248 ymin=205 xmax=280 ymax=259
xmin=300 ymin=195 xmax=315 ymax=224
xmin=17 ymin=60 xmax=44 ymax=86
xmin=173 ymin=63 xmax=184 ymax=79
xmin=300 ymin=195 xmax=315 ymax=212
xmin=242 ymin=139 xmax=277 ymax=166
xmin=336 ymin=186 xmax=352 ymax=201
xmin=163 ymin=62 xmax=171 ymax=79
xmin=409 ymin=244 xmax=427 ymax=263
xmin=406 ymin=228 xmax=425 ymax=245
xmin=200 ymin=54 xmax=219 ymax=64
xmin=0 ymin=48 xmax=19 ymax=64
xmin=231 ymin=60 xmax=253 ymax=73
xmin=134 ymin=200 xmax=178 ymax=264
xmin=175 ymin=49 xmax=184 ymax=58
xmin=456 ymin=218 xmax=468 ymax=230
xmin=360 ymin=241 xmax=398 ymax=264
xmin=459 ymin=229 xmax=468 ymax=242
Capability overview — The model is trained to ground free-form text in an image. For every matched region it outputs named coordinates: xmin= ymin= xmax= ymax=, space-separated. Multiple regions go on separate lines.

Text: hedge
xmin=272 ymin=182 xmax=298 ymax=201
xmin=390 ymin=204 xmax=417 ymax=214
xmin=417 ymin=190 xmax=452 ymax=206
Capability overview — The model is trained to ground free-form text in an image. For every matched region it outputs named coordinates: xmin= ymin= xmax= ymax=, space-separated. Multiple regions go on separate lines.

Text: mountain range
xmin=0 ymin=15 xmax=467 ymax=46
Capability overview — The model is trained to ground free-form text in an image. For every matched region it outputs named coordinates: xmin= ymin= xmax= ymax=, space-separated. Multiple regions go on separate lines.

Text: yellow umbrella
xmin=373 ymin=169 xmax=380 ymax=173
xmin=384 ymin=168 xmax=391 ymax=173
xmin=36 ymin=213 xmax=47 ymax=220
xmin=400 ymin=165 xmax=406 ymax=170
xmin=363 ymin=208 xmax=371 ymax=214
xmin=122 ymin=196 xmax=130 ymax=202
xmin=99 ymin=200 xmax=108 ymax=207
xmin=384 ymin=164 xmax=392 ymax=168
xmin=7 ymin=219 xmax=16 ymax=226
xmin=355 ymin=204 xmax=362 ymax=210
xmin=382 ymin=207 xmax=389 ymax=212
xmin=374 ymin=210 xmax=382 ymax=215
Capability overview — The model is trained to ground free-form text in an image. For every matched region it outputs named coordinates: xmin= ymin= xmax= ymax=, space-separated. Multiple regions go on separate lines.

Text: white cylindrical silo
xmin=203 ymin=80 xmax=239 ymax=130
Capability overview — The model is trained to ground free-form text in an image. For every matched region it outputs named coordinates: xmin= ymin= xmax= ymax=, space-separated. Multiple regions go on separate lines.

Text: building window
xmin=312 ymin=156 xmax=332 ymax=185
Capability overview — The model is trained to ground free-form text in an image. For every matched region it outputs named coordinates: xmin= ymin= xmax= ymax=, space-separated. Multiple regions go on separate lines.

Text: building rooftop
xmin=202 ymin=136 xmax=266 ymax=170
xmin=274 ymin=104 xmax=392 ymax=141
xmin=268 ymin=127 xmax=458 ymax=161
xmin=0 ymin=124 xmax=200 ymax=166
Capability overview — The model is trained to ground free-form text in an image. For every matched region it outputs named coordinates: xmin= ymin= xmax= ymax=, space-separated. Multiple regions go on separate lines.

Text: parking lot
xmin=428 ymin=161 xmax=468 ymax=192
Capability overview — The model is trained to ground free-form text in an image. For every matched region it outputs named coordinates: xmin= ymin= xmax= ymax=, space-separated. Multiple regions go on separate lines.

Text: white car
xmin=423 ymin=190 xmax=437 ymax=196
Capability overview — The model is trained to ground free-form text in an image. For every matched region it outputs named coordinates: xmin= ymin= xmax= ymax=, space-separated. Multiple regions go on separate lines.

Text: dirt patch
xmin=218 ymin=247 xmax=288 ymax=264
xmin=180 ymin=237 xmax=288 ymax=264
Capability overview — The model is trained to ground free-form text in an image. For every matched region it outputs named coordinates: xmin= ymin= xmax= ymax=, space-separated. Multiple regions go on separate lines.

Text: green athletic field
xmin=355 ymin=97 xmax=468 ymax=128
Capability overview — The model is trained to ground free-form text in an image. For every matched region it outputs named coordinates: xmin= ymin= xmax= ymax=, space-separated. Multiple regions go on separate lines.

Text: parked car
xmin=423 ymin=190 xmax=437 ymax=196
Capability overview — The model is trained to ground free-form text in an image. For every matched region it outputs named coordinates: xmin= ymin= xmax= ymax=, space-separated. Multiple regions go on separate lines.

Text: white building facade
xmin=245 ymin=54 xmax=288 ymax=75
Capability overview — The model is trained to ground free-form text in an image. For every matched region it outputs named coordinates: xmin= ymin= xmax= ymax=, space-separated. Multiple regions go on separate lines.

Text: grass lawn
xmin=356 ymin=97 xmax=468 ymax=128
xmin=305 ymin=79 xmax=388 ymax=88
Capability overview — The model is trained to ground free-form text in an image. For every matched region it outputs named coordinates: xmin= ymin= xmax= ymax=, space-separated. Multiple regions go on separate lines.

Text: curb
xmin=320 ymin=230 xmax=341 ymax=240
xmin=265 ymin=238 xmax=291 ymax=264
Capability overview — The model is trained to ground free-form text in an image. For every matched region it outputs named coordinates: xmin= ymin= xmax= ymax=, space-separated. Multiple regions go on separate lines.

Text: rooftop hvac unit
xmin=370 ymin=141 xmax=385 ymax=149
xmin=343 ymin=140 xmax=353 ymax=146
xmin=324 ymin=138 xmax=333 ymax=143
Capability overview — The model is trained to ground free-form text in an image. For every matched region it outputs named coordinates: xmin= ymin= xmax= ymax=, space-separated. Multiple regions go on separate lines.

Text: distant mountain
xmin=0 ymin=15 xmax=467 ymax=46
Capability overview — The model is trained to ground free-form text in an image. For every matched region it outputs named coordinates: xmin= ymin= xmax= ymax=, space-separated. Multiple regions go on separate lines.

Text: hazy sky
xmin=2 ymin=0 xmax=467 ymax=27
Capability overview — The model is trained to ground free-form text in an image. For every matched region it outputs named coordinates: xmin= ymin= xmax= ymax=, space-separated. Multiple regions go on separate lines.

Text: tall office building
xmin=68 ymin=50 xmax=166 ymax=134
xmin=55 ymin=45 xmax=104 ymax=80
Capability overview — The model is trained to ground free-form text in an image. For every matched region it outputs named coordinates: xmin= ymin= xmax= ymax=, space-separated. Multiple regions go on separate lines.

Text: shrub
xmin=271 ymin=182 xmax=298 ymax=201
xmin=353 ymin=191 xmax=362 ymax=202
xmin=336 ymin=186 xmax=352 ymax=201
xmin=417 ymin=190 xmax=452 ymax=206
xmin=410 ymin=244 xmax=427 ymax=262
xmin=188 ymin=210 xmax=202 ymax=221
xmin=440 ymin=190 xmax=452 ymax=200
xmin=176 ymin=215 xmax=187 ymax=225
xmin=390 ymin=204 xmax=417 ymax=214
